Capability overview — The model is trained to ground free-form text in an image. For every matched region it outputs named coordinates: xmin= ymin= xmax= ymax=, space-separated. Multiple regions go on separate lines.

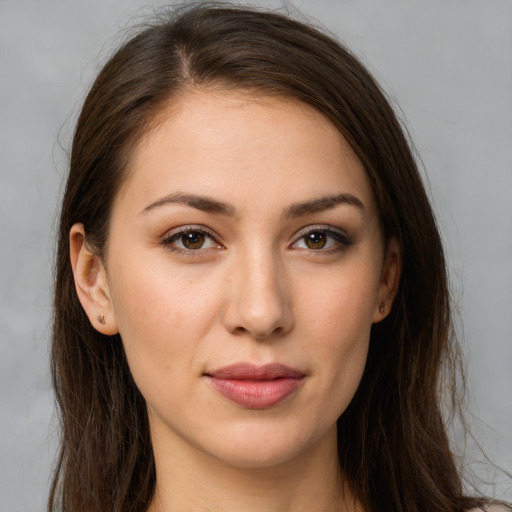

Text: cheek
xmin=111 ymin=248 xmax=221 ymax=329
xmin=299 ymin=262 xmax=379 ymax=342
xmin=106 ymin=253 xmax=223 ymax=390
xmin=296 ymin=265 xmax=378 ymax=408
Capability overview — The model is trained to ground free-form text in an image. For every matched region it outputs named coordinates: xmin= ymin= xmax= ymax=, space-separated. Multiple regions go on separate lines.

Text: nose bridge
xmin=224 ymin=242 xmax=293 ymax=339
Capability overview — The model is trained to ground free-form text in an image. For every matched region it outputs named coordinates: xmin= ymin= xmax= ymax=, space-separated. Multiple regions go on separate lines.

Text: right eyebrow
xmin=285 ymin=193 xmax=365 ymax=218
xmin=138 ymin=192 xmax=235 ymax=217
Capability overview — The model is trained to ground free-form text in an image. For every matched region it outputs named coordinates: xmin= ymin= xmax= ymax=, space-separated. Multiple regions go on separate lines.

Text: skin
xmin=70 ymin=90 xmax=400 ymax=512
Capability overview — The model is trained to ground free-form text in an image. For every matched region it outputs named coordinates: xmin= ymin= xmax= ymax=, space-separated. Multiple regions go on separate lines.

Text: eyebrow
xmin=285 ymin=193 xmax=365 ymax=218
xmin=139 ymin=192 xmax=235 ymax=217
xmin=139 ymin=191 xmax=364 ymax=217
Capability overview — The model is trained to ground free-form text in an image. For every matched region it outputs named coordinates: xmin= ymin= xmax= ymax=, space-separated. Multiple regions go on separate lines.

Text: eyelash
xmin=161 ymin=226 xmax=223 ymax=255
xmin=290 ymin=225 xmax=353 ymax=253
xmin=161 ymin=225 xmax=353 ymax=255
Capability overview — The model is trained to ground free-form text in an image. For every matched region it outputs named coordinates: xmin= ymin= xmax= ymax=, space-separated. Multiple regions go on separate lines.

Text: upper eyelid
xmin=162 ymin=225 xmax=221 ymax=242
xmin=161 ymin=226 xmax=223 ymax=254
xmin=292 ymin=224 xmax=349 ymax=239
xmin=290 ymin=225 xmax=353 ymax=251
xmin=160 ymin=224 xmax=350 ymax=248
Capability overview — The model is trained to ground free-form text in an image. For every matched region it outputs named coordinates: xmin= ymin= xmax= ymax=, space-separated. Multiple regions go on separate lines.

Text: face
xmin=74 ymin=90 xmax=399 ymax=469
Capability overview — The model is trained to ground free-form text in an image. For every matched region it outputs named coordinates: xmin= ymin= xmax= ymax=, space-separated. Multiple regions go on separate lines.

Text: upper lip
xmin=206 ymin=362 xmax=305 ymax=380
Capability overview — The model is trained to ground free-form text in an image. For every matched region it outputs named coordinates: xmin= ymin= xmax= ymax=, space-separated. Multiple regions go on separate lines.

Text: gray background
xmin=1 ymin=0 xmax=511 ymax=510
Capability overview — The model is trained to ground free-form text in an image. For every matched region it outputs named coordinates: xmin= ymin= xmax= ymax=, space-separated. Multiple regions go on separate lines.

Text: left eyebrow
xmin=138 ymin=192 xmax=235 ymax=217
xmin=285 ymin=193 xmax=365 ymax=218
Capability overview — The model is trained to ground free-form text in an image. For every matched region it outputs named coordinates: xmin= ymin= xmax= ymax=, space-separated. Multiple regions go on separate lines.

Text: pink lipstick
xmin=205 ymin=362 xmax=305 ymax=409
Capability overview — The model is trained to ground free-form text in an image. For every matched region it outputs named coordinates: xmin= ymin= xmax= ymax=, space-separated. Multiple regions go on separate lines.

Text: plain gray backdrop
xmin=1 ymin=0 xmax=511 ymax=510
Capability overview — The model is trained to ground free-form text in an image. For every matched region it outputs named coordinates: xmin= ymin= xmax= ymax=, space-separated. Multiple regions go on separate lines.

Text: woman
xmin=50 ymin=3 xmax=510 ymax=511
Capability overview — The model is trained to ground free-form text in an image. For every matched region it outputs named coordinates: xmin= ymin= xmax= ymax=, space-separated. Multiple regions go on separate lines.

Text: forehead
xmin=115 ymin=89 xmax=377 ymax=219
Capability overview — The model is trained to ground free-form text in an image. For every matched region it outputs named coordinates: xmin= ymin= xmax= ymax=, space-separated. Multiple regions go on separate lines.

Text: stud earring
xmin=98 ymin=314 xmax=105 ymax=325
xmin=379 ymin=304 xmax=385 ymax=314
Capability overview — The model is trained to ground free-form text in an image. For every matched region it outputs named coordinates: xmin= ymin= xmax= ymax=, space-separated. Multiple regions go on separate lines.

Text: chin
xmin=202 ymin=420 xmax=333 ymax=470
xmin=212 ymin=443 xmax=305 ymax=469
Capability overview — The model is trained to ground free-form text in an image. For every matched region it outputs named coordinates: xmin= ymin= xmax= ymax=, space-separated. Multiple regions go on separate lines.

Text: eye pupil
xmin=182 ymin=232 xmax=205 ymax=249
xmin=305 ymin=232 xmax=327 ymax=249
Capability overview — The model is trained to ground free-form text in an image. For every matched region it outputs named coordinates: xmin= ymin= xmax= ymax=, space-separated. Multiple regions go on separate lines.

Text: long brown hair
xmin=50 ymin=3 xmax=506 ymax=511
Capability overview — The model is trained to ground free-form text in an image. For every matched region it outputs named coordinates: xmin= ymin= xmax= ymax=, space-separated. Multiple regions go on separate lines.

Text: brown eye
xmin=162 ymin=228 xmax=220 ymax=252
xmin=181 ymin=232 xmax=206 ymax=249
xmin=291 ymin=227 xmax=353 ymax=253
xmin=304 ymin=232 xmax=327 ymax=249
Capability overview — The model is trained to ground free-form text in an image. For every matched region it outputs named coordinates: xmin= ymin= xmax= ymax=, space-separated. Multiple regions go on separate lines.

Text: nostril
xmin=229 ymin=324 xmax=283 ymax=340
xmin=221 ymin=269 xmax=294 ymax=339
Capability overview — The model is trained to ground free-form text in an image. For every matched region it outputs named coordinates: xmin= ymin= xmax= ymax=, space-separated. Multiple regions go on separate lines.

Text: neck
xmin=147 ymin=424 xmax=360 ymax=512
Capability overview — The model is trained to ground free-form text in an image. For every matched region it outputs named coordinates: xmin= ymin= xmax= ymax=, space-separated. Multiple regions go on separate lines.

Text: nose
xmin=222 ymin=248 xmax=294 ymax=340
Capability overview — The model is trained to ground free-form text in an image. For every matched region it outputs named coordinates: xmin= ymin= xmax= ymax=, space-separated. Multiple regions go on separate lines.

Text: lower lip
xmin=207 ymin=377 xmax=304 ymax=409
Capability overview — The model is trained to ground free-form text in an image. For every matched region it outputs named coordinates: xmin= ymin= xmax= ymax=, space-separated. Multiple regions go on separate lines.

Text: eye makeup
xmin=161 ymin=225 xmax=223 ymax=255
xmin=161 ymin=222 xmax=353 ymax=258
xmin=290 ymin=224 xmax=354 ymax=254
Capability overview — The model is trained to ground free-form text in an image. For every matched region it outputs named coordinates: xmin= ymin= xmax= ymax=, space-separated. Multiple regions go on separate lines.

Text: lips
xmin=205 ymin=362 xmax=305 ymax=409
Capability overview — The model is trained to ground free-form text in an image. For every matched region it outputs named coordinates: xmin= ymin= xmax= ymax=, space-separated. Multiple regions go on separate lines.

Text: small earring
xmin=98 ymin=314 xmax=105 ymax=325
xmin=379 ymin=304 xmax=385 ymax=314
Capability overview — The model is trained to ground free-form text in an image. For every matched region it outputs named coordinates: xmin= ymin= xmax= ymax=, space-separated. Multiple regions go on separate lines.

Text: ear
xmin=372 ymin=237 xmax=401 ymax=323
xmin=70 ymin=223 xmax=118 ymax=335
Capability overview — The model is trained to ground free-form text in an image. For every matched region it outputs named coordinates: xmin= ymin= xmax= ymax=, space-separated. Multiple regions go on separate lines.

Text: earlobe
xmin=70 ymin=223 xmax=118 ymax=335
xmin=373 ymin=237 xmax=401 ymax=323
